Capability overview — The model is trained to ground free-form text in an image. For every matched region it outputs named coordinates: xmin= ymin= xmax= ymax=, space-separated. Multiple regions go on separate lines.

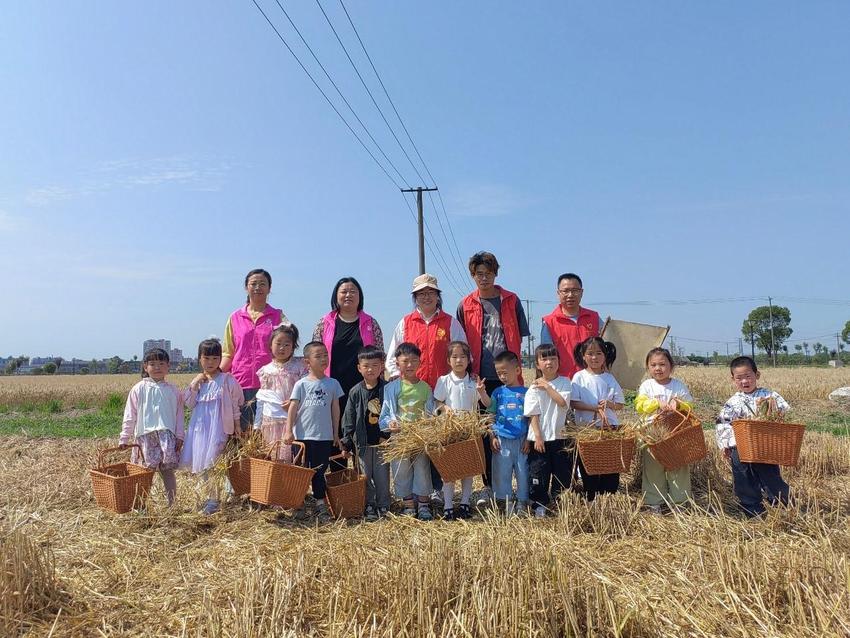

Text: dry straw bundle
xmin=379 ymin=410 xmax=491 ymax=463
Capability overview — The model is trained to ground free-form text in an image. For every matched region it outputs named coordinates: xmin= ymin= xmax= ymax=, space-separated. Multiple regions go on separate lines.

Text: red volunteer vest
xmin=461 ymin=286 xmax=523 ymax=378
xmin=403 ymin=310 xmax=453 ymax=389
xmin=542 ymin=306 xmax=600 ymax=378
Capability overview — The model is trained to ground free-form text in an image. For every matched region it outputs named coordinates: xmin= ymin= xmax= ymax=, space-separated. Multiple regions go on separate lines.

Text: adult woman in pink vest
xmin=540 ymin=273 xmax=603 ymax=379
xmin=385 ymin=274 xmax=467 ymax=388
xmin=311 ymin=276 xmax=384 ymax=417
xmin=220 ymin=268 xmax=287 ymax=430
xmin=456 ymin=252 xmax=530 ymax=505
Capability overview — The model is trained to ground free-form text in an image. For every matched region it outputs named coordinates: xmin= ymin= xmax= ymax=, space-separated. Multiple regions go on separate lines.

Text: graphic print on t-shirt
xmin=303 ymin=387 xmax=328 ymax=407
xmin=367 ymin=398 xmax=381 ymax=427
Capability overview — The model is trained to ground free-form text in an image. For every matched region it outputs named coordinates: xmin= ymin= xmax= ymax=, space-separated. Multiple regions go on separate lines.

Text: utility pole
xmin=768 ymin=296 xmax=776 ymax=367
xmin=401 ymin=186 xmax=438 ymax=275
xmin=746 ymin=321 xmax=756 ymax=360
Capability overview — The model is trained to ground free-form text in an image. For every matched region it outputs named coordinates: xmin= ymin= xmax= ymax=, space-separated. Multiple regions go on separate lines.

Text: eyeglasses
xmin=557 ymin=288 xmax=583 ymax=296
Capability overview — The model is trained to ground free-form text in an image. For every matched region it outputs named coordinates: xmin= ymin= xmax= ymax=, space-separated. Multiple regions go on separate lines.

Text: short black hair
xmin=357 ymin=345 xmax=385 ymax=362
xmin=394 ymin=342 xmax=422 ymax=359
xmin=557 ymin=273 xmax=583 ymax=288
xmin=573 ymin=337 xmax=616 ymax=370
xmin=198 ymin=338 xmax=222 ymax=360
xmin=331 ymin=277 xmax=364 ymax=312
xmin=303 ymin=341 xmax=327 ymax=357
xmin=468 ymin=251 xmax=500 ymax=276
xmin=494 ymin=350 xmax=520 ymax=366
xmin=730 ymin=355 xmax=758 ymax=374
xmin=141 ymin=348 xmax=169 ymax=378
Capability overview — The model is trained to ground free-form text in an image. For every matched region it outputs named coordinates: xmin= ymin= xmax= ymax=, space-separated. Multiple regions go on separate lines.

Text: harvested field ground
xmin=2 ymin=431 xmax=849 ymax=637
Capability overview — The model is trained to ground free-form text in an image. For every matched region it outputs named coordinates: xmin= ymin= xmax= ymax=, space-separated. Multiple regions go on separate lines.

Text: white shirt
xmin=385 ymin=308 xmax=468 ymax=378
xmin=571 ymin=370 xmax=624 ymax=425
xmin=637 ymin=378 xmax=693 ymax=422
xmin=524 ymin=375 xmax=571 ymax=441
xmin=433 ymin=371 xmax=479 ymax=411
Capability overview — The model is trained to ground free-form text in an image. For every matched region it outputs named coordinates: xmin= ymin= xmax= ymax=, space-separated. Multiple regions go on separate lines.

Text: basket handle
xmin=660 ymin=406 xmax=692 ymax=435
xmin=267 ymin=440 xmax=307 ymax=466
xmin=98 ymin=444 xmax=144 ymax=467
xmin=329 ymin=451 xmax=360 ymax=474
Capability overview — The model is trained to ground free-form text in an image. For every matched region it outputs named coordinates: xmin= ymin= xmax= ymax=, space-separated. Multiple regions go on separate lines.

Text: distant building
xmin=143 ymin=339 xmax=171 ymax=357
xmin=169 ymin=348 xmax=184 ymax=363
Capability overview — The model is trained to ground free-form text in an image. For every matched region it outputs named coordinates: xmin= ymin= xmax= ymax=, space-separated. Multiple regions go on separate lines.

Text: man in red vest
xmin=457 ymin=251 xmax=530 ymax=505
xmin=541 ymin=273 xmax=602 ymax=378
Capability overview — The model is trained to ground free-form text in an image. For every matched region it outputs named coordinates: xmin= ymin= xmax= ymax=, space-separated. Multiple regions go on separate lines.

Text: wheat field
xmin=2 ymin=432 xmax=850 ymax=637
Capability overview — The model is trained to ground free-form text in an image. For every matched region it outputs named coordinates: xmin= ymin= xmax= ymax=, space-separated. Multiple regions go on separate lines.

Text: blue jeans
xmin=730 ymin=447 xmax=790 ymax=516
xmin=492 ymin=436 xmax=529 ymax=502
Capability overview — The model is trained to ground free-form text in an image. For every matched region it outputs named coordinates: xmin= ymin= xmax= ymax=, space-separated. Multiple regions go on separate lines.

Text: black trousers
xmin=576 ymin=455 xmax=619 ymax=501
xmin=327 ymin=395 xmax=349 ymax=472
xmin=300 ymin=440 xmax=335 ymax=500
xmin=528 ymin=439 xmax=575 ymax=507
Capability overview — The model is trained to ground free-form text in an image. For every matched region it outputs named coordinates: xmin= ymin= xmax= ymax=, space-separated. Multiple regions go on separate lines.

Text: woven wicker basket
xmin=227 ymin=456 xmax=252 ymax=496
xmin=90 ymin=445 xmax=155 ymax=514
xmin=577 ymin=416 xmax=636 ymax=476
xmin=732 ymin=419 xmax=805 ymax=466
xmin=647 ymin=409 xmax=708 ymax=471
xmin=427 ymin=436 xmax=486 ymax=482
xmin=250 ymin=441 xmax=315 ymax=508
xmin=325 ymin=453 xmax=366 ymax=518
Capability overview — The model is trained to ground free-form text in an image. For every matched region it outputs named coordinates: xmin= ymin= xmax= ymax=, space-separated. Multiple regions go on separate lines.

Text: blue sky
xmin=1 ymin=1 xmax=848 ymax=360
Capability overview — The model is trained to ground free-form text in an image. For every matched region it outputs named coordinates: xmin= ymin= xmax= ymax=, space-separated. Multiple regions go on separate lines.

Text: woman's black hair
xmin=331 ymin=277 xmax=364 ymax=312
xmin=141 ymin=348 xmax=169 ymax=378
xmin=645 ymin=347 xmax=674 ymax=368
xmin=244 ymin=268 xmax=272 ymax=303
xmin=446 ymin=340 xmax=473 ymax=377
xmin=573 ymin=336 xmax=616 ymax=371
xmin=533 ymin=343 xmax=560 ymax=378
xmin=267 ymin=323 xmax=300 ymax=353
xmin=198 ymin=338 xmax=223 ymax=361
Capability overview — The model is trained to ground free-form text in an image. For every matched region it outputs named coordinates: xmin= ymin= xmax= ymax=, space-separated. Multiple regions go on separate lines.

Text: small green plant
xmin=102 ymin=393 xmax=124 ymax=413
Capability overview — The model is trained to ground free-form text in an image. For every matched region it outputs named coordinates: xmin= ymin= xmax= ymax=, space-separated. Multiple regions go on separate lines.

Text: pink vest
xmin=230 ymin=305 xmax=283 ymax=390
xmin=320 ymin=310 xmax=377 ymax=375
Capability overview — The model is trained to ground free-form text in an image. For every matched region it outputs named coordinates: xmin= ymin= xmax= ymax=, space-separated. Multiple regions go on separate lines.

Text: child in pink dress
xmin=119 ymin=348 xmax=184 ymax=506
xmin=254 ymin=323 xmax=307 ymax=461
xmin=180 ymin=339 xmax=244 ymax=514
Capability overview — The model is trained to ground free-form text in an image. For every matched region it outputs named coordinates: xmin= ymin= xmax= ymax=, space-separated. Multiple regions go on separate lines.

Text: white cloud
xmin=24 ymin=155 xmax=236 ymax=206
xmin=447 ymin=184 xmax=537 ymax=217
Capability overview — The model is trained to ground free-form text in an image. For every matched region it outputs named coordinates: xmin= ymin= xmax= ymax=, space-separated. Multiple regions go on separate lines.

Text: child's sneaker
xmin=201 ymin=499 xmax=220 ymax=516
xmin=456 ymin=504 xmax=472 ymax=520
xmin=534 ymin=505 xmax=547 ymax=518
xmin=475 ymin=487 xmax=492 ymax=507
xmin=429 ymin=490 xmax=444 ymax=506
xmin=364 ymin=505 xmax=378 ymax=522
xmin=402 ymin=505 xmax=417 ymax=517
xmin=442 ymin=508 xmax=455 ymax=521
xmin=417 ymin=505 xmax=433 ymax=521
xmin=516 ymin=501 xmax=530 ymax=517
xmin=316 ymin=501 xmax=332 ymax=523
xmin=378 ymin=506 xmax=390 ymax=518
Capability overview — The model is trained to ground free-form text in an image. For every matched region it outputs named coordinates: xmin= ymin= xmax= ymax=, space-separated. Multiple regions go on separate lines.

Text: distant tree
xmin=80 ymin=367 xmax=90 ymax=375
xmin=794 ymin=344 xmax=802 ymax=354
xmin=741 ymin=306 xmax=792 ymax=358
xmin=843 ymin=320 xmax=850 ymax=346
xmin=31 ymin=367 xmax=44 ymax=375
xmin=803 ymin=342 xmax=810 ymax=357
xmin=106 ymin=356 xmax=123 ymax=374
xmin=814 ymin=343 xmax=824 ymax=355
xmin=42 ymin=362 xmax=57 ymax=374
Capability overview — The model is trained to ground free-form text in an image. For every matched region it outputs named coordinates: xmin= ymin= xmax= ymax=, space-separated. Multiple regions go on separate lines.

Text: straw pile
xmin=380 ymin=411 xmax=491 ymax=462
xmin=1 ymin=432 xmax=850 ymax=636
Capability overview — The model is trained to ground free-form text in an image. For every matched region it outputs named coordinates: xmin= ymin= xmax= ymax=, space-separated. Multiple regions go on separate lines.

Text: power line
xmin=249 ymin=0 xmax=403 ymax=189
xmin=333 ymin=0 xmax=469 ymax=282
xmin=270 ymin=0 xmax=411 ymax=189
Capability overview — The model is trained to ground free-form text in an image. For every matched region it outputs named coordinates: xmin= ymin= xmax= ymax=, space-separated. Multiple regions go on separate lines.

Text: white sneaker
xmin=429 ymin=490 xmax=444 ymax=506
xmin=534 ymin=505 xmax=547 ymax=518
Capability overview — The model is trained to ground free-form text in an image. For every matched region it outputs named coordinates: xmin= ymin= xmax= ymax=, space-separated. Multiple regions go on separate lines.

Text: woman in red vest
xmin=456 ymin=251 xmax=530 ymax=506
xmin=540 ymin=273 xmax=603 ymax=378
xmin=385 ymin=274 xmax=467 ymax=387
